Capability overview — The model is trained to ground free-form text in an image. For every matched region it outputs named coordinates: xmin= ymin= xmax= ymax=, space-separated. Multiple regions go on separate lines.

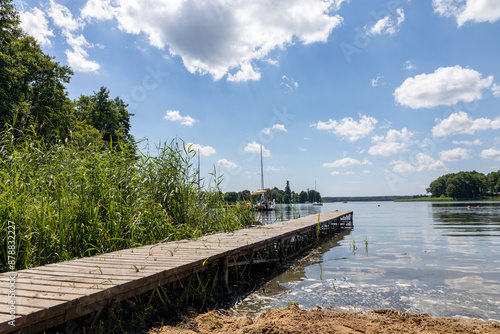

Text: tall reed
xmin=0 ymin=132 xmax=253 ymax=272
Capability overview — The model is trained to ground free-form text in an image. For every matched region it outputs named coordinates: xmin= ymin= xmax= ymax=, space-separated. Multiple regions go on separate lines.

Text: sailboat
xmin=252 ymin=145 xmax=275 ymax=211
xmin=312 ymin=180 xmax=323 ymax=206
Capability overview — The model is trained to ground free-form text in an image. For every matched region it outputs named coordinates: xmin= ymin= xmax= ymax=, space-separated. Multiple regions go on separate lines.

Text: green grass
xmin=0 ymin=132 xmax=254 ymax=272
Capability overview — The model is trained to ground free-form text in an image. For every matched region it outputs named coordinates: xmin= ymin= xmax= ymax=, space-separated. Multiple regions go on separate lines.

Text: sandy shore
xmin=149 ymin=304 xmax=500 ymax=333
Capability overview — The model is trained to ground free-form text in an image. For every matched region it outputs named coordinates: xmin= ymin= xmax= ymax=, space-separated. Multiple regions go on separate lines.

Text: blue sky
xmin=15 ymin=0 xmax=500 ymax=196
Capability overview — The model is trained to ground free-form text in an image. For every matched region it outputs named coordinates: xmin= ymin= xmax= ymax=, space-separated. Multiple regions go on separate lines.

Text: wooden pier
xmin=1 ymin=211 xmax=353 ymax=333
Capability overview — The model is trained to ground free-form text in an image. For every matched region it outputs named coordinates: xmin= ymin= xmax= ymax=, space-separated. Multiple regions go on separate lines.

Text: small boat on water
xmin=252 ymin=145 xmax=275 ymax=211
xmin=312 ymin=181 xmax=323 ymax=206
xmin=253 ymin=191 xmax=276 ymax=211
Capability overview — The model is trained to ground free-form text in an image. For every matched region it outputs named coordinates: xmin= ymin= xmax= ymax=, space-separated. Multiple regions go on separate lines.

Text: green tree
xmin=269 ymin=187 xmax=283 ymax=203
xmin=430 ymin=171 xmax=487 ymax=199
xmin=223 ymin=191 xmax=238 ymax=203
xmin=74 ymin=87 xmax=135 ymax=151
xmin=237 ymin=190 xmax=251 ymax=201
xmin=283 ymin=193 xmax=291 ymax=204
xmin=299 ymin=190 xmax=308 ymax=203
xmin=487 ymin=171 xmax=500 ymax=195
xmin=426 ymin=174 xmax=449 ymax=197
xmin=285 ymin=180 xmax=291 ymax=196
xmin=0 ymin=0 xmax=74 ymax=141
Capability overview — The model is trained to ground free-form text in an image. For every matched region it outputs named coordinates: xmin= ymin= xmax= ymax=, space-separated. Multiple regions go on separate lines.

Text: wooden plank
xmin=22 ymin=268 xmax=140 ymax=281
xmin=97 ymin=252 xmax=222 ymax=260
xmin=73 ymin=258 xmax=192 ymax=267
xmin=31 ymin=262 xmax=193 ymax=278
xmin=1 ymin=277 xmax=120 ymax=290
xmin=0 ymin=211 xmax=352 ymax=334
xmin=0 ymin=314 xmax=22 ymax=333
xmin=0 ymin=304 xmax=46 ymax=323
xmin=0 ymin=296 xmax=70 ymax=316
xmin=67 ymin=259 xmax=179 ymax=270
xmin=8 ymin=283 xmax=105 ymax=295
xmin=86 ymin=253 xmax=204 ymax=262
xmin=8 ymin=290 xmax=83 ymax=301
xmin=45 ymin=263 xmax=164 ymax=275
xmin=9 ymin=272 xmax=131 ymax=286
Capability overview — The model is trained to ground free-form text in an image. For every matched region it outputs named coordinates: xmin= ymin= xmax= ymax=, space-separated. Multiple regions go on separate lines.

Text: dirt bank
xmin=149 ymin=304 xmax=499 ymax=333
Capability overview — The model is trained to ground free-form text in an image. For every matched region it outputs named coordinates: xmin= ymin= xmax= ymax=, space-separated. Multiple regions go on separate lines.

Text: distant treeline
xmin=224 ymin=181 xmax=322 ymax=204
xmin=322 ymin=195 xmax=425 ymax=202
xmin=427 ymin=170 xmax=500 ymax=199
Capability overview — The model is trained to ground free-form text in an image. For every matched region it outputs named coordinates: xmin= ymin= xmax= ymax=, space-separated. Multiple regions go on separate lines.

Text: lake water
xmin=232 ymin=201 xmax=500 ymax=320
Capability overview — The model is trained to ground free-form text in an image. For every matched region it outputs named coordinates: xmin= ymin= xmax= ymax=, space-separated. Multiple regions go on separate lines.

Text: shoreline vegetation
xmin=395 ymin=196 xmax=500 ymax=202
xmin=0 ymin=135 xmax=254 ymax=273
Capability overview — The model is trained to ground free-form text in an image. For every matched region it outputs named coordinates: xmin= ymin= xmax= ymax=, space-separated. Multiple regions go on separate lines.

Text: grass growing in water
xmin=0 ymin=132 xmax=253 ymax=272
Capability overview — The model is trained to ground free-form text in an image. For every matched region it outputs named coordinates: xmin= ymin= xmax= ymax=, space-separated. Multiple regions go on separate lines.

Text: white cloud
xmin=394 ymin=66 xmax=494 ymax=109
xmin=313 ymin=114 xmax=378 ymax=142
xmin=113 ymin=0 xmax=343 ymax=81
xmin=433 ymin=0 xmax=500 ymax=26
xmin=227 ymin=62 xmax=261 ymax=82
xmin=43 ymin=1 xmax=101 ymax=72
xmin=452 ymin=139 xmax=482 ymax=146
xmin=188 ymin=143 xmax=216 ymax=156
xmin=480 ymin=148 xmax=500 ymax=161
xmin=19 ymin=7 xmax=54 ymax=46
xmin=62 ymin=30 xmax=100 ymax=72
xmin=331 ymin=171 xmax=355 ymax=176
xmin=266 ymin=166 xmax=280 ymax=172
xmin=493 ymin=84 xmax=500 ymax=97
xmin=365 ymin=8 xmax=405 ymax=36
xmin=217 ymin=158 xmax=238 ymax=168
xmin=65 ymin=49 xmax=100 ymax=72
xmin=48 ymin=0 xmax=83 ymax=31
xmin=362 ymin=170 xmax=371 ymax=174
xmin=273 ymin=124 xmax=287 ymax=132
xmin=368 ymin=128 xmax=414 ymax=156
xmin=369 ymin=141 xmax=407 ymax=156
xmin=432 ymin=111 xmax=500 ymax=136
xmin=331 ymin=0 xmax=349 ymax=11
xmin=439 ymin=148 xmax=471 ymax=161
xmin=163 ymin=110 xmax=198 ymax=126
xmin=244 ymin=142 xmax=270 ymax=157
xmin=262 ymin=123 xmax=287 ymax=135
xmin=264 ymin=58 xmax=279 ymax=66
xmin=322 ymin=157 xmax=371 ymax=168
xmin=390 ymin=153 xmax=447 ymax=173
xmin=81 ymin=0 xmax=116 ymax=21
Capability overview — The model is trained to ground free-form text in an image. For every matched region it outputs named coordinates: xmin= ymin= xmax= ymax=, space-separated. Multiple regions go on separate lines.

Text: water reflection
xmin=432 ymin=202 xmax=500 ymax=237
xmin=231 ymin=229 xmax=351 ymax=317
xmin=233 ymin=201 xmax=500 ymax=320
xmin=254 ymin=203 xmax=321 ymax=224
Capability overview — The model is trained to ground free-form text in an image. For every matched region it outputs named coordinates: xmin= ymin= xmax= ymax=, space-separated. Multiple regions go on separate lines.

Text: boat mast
xmin=314 ymin=180 xmax=317 ymax=202
xmin=197 ymin=148 xmax=201 ymax=190
xmin=260 ymin=144 xmax=264 ymax=190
